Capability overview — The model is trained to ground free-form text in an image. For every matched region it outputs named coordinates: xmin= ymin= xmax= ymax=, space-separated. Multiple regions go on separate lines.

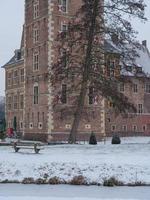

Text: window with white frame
xmin=20 ymin=68 xmax=24 ymax=83
xmin=133 ymin=83 xmax=138 ymax=93
xmin=107 ymin=60 xmax=115 ymax=77
xmin=14 ymin=95 xmax=18 ymax=110
xmin=119 ymin=82 xmax=125 ymax=92
xmin=7 ymin=96 xmax=12 ymax=110
xmin=60 ymin=23 xmax=68 ymax=38
xmin=8 ymin=72 xmax=12 ymax=86
xmin=145 ymin=84 xmax=150 ymax=93
xmin=59 ymin=0 xmax=68 ymax=13
xmin=132 ymin=125 xmax=137 ymax=132
xmin=38 ymin=122 xmax=42 ymax=129
xmin=61 ymin=23 xmax=68 ymax=32
xmin=122 ymin=125 xmax=127 ymax=132
xmin=33 ymin=0 xmax=39 ymax=19
xmin=13 ymin=70 xmax=18 ymax=85
xmin=20 ymin=121 xmax=23 ymax=129
xmin=29 ymin=122 xmax=33 ymax=129
xmin=33 ymin=26 xmax=39 ymax=43
xmin=33 ymin=51 xmax=39 ymax=71
xmin=137 ymin=104 xmax=143 ymax=114
xmin=33 ymin=85 xmax=39 ymax=104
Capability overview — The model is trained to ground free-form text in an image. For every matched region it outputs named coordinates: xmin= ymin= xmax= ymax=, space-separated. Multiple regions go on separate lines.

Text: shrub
xmin=70 ymin=175 xmax=87 ymax=185
xmin=89 ymin=132 xmax=97 ymax=145
xmin=48 ymin=176 xmax=62 ymax=184
xmin=103 ymin=177 xmax=123 ymax=187
xmin=35 ymin=178 xmax=46 ymax=184
xmin=0 ymin=131 xmax=5 ymax=140
xmin=22 ymin=177 xmax=35 ymax=184
xmin=111 ymin=135 xmax=121 ymax=144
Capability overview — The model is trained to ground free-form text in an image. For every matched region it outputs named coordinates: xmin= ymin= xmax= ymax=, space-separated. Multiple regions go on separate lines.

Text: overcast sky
xmin=0 ymin=0 xmax=150 ymax=96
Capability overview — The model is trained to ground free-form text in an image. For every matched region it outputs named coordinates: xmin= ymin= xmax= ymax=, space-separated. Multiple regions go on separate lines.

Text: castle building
xmin=2 ymin=0 xmax=150 ymax=141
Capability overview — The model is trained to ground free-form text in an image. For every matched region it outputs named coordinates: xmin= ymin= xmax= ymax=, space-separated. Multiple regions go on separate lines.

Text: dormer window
xmin=15 ymin=50 xmax=22 ymax=61
xmin=17 ymin=51 xmax=21 ymax=60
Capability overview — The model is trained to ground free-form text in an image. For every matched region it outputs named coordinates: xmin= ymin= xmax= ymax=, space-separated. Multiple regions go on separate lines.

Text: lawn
xmin=0 ymin=137 xmax=150 ymax=185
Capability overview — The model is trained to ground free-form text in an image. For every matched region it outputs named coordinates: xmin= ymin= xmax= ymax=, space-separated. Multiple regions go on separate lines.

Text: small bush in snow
xmin=70 ymin=175 xmax=87 ymax=185
xmin=111 ymin=135 xmax=121 ymax=144
xmin=22 ymin=177 xmax=35 ymax=184
xmin=89 ymin=132 xmax=97 ymax=145
xmin=103 ymin=177 xmax=123 ymax=187
xmin=35 ymin=178 xmax=46 ymax=184
xmin=48 ymin=176 xmax=62 ymax=184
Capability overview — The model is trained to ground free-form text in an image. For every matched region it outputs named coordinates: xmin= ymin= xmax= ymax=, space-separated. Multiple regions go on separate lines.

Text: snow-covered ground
xmin=0 ymin=137 xmax=150 ymax=185
xmin=0 ymin=184 xmax=150 ymax=200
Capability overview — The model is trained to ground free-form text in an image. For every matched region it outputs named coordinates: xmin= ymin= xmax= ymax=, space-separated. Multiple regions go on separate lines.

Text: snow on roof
xmin=135 ymin=45 xmax=150 ymax=74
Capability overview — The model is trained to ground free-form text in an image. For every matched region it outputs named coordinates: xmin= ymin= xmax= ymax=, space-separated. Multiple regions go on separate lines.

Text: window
xmin=59 ymin=0 xmax=68 ymax=13
xmin=38 ymin=122 xmax=42 ymax=129
xmin=119 ymin=83 xmax=125 ymax=92
xmin=37 ymin=112 xmax=40 ymax=122
xmin=89 ymin=86 xmax=94 ymax=105
xmin=33 ymin=27 xmax=39 ymax=43
xmin=20 ymin=121 xmax=23 ymax=129
xmin=8 ymin=96 xmax=12 ymax=110
xmin=20 ymin=69 xmax=24 ymax=82
xmin=20 ymin=95 xmax=24 ymax=109
xmin=29 ymin=123 xmax=33 ymax=129
xmin=42 ymin=112 xmax=44 ymax=122
xmin=32 ymin=112 xmax=34 ymax=125
xmin=85 ymin=124 xmax=91 ymax=129
xmin=61 ymin=84 xmax=67 ymax=104
xmin=33 ymin=0 xmax=39 ymax=19
xmin=122 ymin=125 xmax=127 ymax=132
xmin=111 ymin=125 xmax=116 ymax=131
xmin=133 ymin=83 xmax=138 ymax=93
xmin=143 ymin=125 xmax=147 ymax=132
xmin=14 ymin=95 xmax=18 ymax=109
xmin=145 ymin=84 xmax=150 ymax=93
xmin=65 ymin=124 xmax=71 ymax=129
xmin=8 ymin=72 xmax=12 ymax=86
xmin=61 ymin=49 xmax=68 ymax=69
xmin=60 ymin=24 xmax=68 ymax=38
xmin=137 ymin=104 xmax=143 ymax=114
xmin=108 ymin=100 xmax=115 ymax=108
xmin=33 ymin=52 xmax=39 ymax=71
xmin=107 ymin=60 xmax=115 ymax=77
xmin=13 ymin=70 xmax=18 ymax=85
xmin=34 ymin=85 xmax=39 ymax=104
xmin=132 ymin=125 xmax=137 ymax=132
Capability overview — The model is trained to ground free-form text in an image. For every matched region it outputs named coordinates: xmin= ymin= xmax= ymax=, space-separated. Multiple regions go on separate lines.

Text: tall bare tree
xmin=51 ymin=0 xmax=146 ymax=143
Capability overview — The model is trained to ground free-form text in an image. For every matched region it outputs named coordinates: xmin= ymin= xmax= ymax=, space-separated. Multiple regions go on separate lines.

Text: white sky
xmin=0 ymin=0 xmax=150 ymax=96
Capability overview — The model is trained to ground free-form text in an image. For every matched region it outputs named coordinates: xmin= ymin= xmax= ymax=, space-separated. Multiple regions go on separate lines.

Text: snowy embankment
xmin=0 ymin=137 xmax=150 ymax=185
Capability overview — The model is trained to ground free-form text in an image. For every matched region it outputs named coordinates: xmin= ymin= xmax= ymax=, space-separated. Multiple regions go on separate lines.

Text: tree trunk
xmin=68 ymin=0 xmax=99 ymax=144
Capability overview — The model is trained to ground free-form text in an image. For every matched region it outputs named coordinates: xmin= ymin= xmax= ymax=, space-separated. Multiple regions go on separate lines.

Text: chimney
xmin=142 ymin=40 xmax=147 ymax=48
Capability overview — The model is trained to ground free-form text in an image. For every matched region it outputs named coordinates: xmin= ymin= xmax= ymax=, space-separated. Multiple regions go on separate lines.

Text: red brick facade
xmin=3 ymin=0 xmax=150 ymax=141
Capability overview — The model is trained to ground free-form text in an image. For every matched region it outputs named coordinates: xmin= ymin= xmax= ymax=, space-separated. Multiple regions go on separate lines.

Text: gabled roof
xmin=2 ymin=50 xmax=24 ymax=69
xmin=105 ymin=39 xmax=150 ymax=75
